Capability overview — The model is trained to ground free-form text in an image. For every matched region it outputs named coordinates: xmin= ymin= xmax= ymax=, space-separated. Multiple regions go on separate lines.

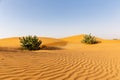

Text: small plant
xmin=81 ymin=34 xmax=98 ymax=44
xmin=19 ymin=35 xmax=42 ymax=50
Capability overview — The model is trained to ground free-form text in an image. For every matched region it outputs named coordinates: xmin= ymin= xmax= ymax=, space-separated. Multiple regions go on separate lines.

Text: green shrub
xmin=19 ymin=36 xmax=42 ymax=50
xmin=81 ymin=34 xmax=98 ymax=44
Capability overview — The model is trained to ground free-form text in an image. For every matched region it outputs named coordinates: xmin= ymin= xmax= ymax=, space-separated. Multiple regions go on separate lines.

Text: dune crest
xmin=61 ymin=34 xmax=103 ymax=43
xmin=0 ymin=37 xmax=66 ymax=48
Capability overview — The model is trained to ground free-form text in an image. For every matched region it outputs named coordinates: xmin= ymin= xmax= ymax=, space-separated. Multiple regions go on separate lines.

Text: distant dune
xmin=0 ymin=35 xmax=120 ymax=80
xmin=39 ymin=37 xmax=67 ymax=47
xmin=61 ymin=34 xmax=103 ymax=43
xmin=0 ymin=37 xmax=66 ymax=48
xmin=61 ymin=34 xmax=85 ymax=43
xmin=0 ymin=37 xmax=20 ymax=47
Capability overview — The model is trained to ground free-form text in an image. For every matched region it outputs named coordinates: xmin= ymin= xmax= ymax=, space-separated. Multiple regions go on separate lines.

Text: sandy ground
xmin=0 ymin=35 xmax=120 ymax=80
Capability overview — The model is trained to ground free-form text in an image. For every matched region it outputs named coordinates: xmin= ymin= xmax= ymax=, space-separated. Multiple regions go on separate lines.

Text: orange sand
xmin=0 ymin=35 xmax=120 ymax=80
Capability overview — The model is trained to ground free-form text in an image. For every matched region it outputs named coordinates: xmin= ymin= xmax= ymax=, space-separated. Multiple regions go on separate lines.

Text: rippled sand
xmin=0 ymin=35 xmax=120 ymax=80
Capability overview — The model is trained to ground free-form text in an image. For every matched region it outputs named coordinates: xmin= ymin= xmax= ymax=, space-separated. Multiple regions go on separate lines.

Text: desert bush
xmin=81 ymin=34 xmax=98 ymax=44
xmin=19 ymin=36 xmax=42 ymax=50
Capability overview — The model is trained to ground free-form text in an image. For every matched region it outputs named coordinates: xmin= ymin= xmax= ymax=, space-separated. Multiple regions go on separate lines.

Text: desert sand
xmin=0 ymin=35 xmax=120 ymax=80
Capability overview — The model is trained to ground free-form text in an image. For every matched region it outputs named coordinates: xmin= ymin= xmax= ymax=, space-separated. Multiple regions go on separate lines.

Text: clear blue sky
xmin=0 ymin=0 xmax=120 ymax=39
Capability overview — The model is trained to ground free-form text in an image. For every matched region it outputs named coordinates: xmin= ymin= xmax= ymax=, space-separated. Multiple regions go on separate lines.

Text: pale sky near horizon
xmin=0 ymin=0 xmax=120 ymax=39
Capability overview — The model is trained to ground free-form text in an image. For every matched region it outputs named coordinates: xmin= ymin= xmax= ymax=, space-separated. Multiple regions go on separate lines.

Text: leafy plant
xmin=19 ymin=35 xmax=42 ymax=50
xmin=81 ymin=34 xmax=98 ymax=44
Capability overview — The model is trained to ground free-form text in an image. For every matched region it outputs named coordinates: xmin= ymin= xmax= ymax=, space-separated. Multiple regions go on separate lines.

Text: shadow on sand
xmin=0 ymin=47 xmax=23 ymax=52
xmin=41 ymin=46 xmax=64 ymax=50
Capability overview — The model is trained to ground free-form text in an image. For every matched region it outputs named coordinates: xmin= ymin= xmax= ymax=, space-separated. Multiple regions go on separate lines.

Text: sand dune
xmin=0 ymin=35 xmax=120 ymax=80
xmin=61 ymin=34 xmax=103 ymax=43
xmin=0 ymin=37 xmax=20 ymax=47
xmin=39 ymin=37 xmax=67 ymax=47
xmin=0 ymin=37 xmax=66 ymax=48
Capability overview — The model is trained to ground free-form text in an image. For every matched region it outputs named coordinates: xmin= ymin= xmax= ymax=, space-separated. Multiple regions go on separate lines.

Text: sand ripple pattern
xmin=0 ymin=50 xmax=120 ymax=80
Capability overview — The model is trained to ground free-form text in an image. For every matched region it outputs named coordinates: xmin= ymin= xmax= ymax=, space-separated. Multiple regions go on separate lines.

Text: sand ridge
xmin=0 ymin=37 xmax=66 ymax=48
xmin=61 ymin=34 xmax=103 ymax=43
xmin=0 ymin=50 xmax=120 ymax=80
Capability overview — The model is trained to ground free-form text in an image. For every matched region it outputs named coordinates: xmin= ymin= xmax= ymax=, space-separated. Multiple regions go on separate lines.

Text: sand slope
xmin=61 ymin=34 xmax=103 ymax=43
xmin=0 ymin=35 xmax=120 ymax=80
xmin=0 ymin=37 xmax=20 ymax=47
xmin=0 ymin=37 xmax=66 ymax=48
